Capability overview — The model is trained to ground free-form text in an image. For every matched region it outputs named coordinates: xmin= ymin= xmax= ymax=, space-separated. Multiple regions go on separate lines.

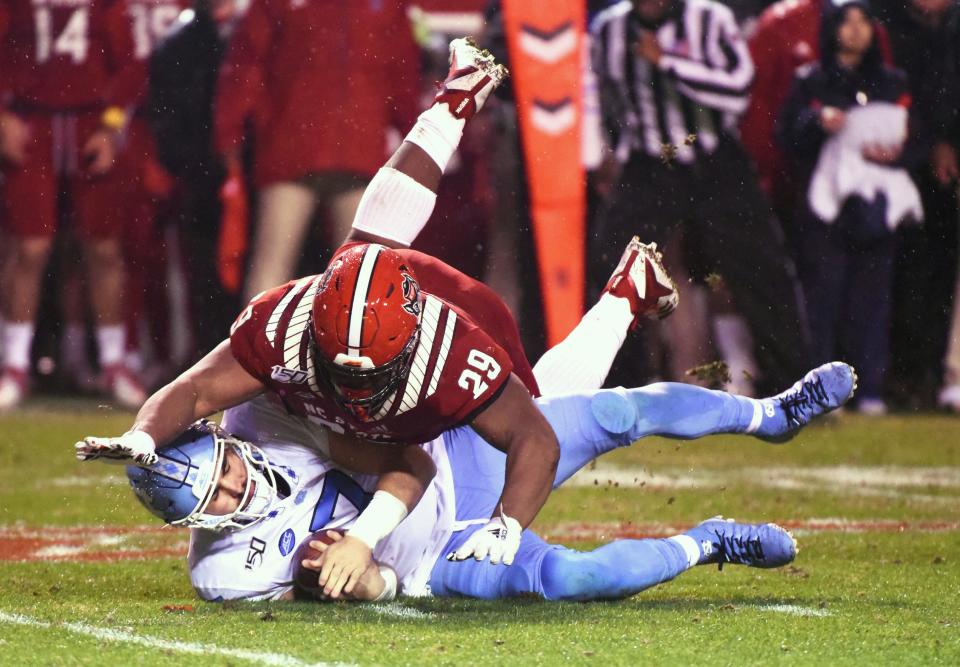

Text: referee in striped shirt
xmin=589 ymin=0 xmax=812 ymax=394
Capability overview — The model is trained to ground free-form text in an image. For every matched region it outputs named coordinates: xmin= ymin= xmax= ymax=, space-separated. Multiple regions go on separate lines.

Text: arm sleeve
xmin=659 ymin=6 xmax=754 ymax=115
xmin=444 ymin=327 xmax=514 ymax=427
xmin=227 ymin=288 xmax=282 ymax=383
xmin=776 ymin=72 xmax=826 ymax=161
xmin=214 ymin=0 xmax=274 ymax=156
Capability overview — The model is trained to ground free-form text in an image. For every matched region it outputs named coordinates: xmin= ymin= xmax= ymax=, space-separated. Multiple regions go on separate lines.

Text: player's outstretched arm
xmin=76 ymin=341 xmax=266 ymax=463
xmin=346 ymin=38 xmax=507 ymax=250
xmin=449 ymin=375 xmax=560 ymax=565
xmin=312 ymin=436 xmax=437 ymax=599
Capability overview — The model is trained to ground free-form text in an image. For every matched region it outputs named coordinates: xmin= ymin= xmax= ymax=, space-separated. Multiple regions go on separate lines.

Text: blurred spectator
xmin=778 ymin=0 xmax=921 ymax=415
xmin=873 ymin=0 xmax=960 ymax=408
xmin=0 ymin=0 xmax=147 ymax=409
xmin=147 ymin=0 xmax=246 ymax=356
xmin=588 ymin=0 xmax=812 ymax=394
xmin=56 ymin=0 xmax=195 ymax=393
xmin=117 ymin=0 xmax=193 ymax=382
xmin=741 ymin=0 xmax=891 ymax=242
xmin=214 ymin=0 xmax=421 ymax=300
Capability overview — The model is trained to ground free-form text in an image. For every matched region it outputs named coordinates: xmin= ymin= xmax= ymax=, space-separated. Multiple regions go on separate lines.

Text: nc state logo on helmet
xmin=311 ymin=244 xmax=422 ymax=421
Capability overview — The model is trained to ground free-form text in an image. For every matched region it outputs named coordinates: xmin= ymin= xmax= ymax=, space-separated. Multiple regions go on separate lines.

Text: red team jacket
xmin=0 ymin=0 xmax=144 ymax=110
xmin=213 ymin=0 xmax=421 ymax=188
xmin=230 ymin=245 xmax=540 ymax=445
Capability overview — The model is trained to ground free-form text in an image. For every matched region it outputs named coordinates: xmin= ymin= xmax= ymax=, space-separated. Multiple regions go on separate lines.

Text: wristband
xmin=373 ymin=566 xmax=398 ymax=601
xmin=101 ymin=106 xmax=128 ymax=132
xmin=403 ymin=104 xmax=464 ymax=172
xmin=346 ymin=490 xmax=409 ymax=549
xmin=123 ymin=429 xmax=156 ymax=451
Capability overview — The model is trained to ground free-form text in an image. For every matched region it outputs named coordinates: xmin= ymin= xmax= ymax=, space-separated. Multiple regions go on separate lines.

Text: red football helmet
xmin=310 ymin=244 xmax=422 ymax=420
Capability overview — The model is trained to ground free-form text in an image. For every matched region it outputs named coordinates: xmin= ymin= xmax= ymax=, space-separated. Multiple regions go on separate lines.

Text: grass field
xmin=1 ymin=402 xmax=958 ymax=665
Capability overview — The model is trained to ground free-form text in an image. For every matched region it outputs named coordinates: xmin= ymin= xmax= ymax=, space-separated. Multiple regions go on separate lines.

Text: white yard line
xmin=0 ymin=611 xmax=348 ymax=667
xmin=368 ymin=602 xmax=435 ymax=620
xmin=752 ymin=604 xmax=832 ymax=618
xmin=566 ymin=464 xmax=960 ymax=504
xmin=31 ymin=545 xmax=88 ymax=559
xmin=41 ymin=475 xmax=128 ymax=488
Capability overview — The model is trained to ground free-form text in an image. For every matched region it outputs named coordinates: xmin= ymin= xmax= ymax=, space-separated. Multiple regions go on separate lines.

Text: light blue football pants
xmin=428 ymin=384 xmax=761 ymax=600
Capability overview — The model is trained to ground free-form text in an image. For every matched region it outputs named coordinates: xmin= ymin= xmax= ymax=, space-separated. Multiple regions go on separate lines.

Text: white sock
xmin=668 ymin=535 xmax=701 ymax=568
xmin=533 ymin=293 xmax=633 ymax=396
xmin=713 ymin=314 xmax=758 ymax=396
xmin=351 ymin=168 xmax=438 ymax=247
xmin=403 ymin=103 xmax=465 ymax=173
xmin=3 ymin=321 xmax=35 ymax=371
xmin=96 ymin=324 xmax=126 ymax=367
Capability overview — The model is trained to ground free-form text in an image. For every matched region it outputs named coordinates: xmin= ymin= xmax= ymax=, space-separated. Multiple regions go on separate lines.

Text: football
xmin=293 ymin=530 xmax=341 ymax=596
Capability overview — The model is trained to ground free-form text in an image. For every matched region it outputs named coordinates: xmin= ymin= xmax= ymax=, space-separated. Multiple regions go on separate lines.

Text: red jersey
xmin=229 ymin=249 xmax=539 ymax=445
xmin=0 ymin=0 xmax=144 ymax=110
xmin=122 ymin=0 xmax=184 ymax=60
xmin=213 ymin=0 xmax=420 ymax=187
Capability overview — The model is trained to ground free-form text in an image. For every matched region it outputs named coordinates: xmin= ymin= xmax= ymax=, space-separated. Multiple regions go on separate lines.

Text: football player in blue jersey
xmin=95 ymin=357 xmax=855 ymax=603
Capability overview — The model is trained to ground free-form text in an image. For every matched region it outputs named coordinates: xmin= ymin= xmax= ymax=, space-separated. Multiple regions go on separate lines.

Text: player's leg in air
xmin=346 ymin=39 xmax=680 ymax=398
xmin=345 ymin=38 xmax=505 ymax=250
xmin=428 ymin=361 xmax=856 ymax=600
xmin=532 ymin=237 xmax=678 ymax=395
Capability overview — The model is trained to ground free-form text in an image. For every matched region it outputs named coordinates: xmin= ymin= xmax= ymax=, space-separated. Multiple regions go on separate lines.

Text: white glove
xmin=446 ymin=510 xmax=522 ymax=566
xmin=75 ymin=431 xmax=158 ymax=465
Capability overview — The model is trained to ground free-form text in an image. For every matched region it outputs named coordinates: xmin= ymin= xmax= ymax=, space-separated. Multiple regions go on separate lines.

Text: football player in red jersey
xmin=0 ymin=0 xmax=147 ymax=410
xmin=114 ymin=0 xmax=192 ymax=382
xmin=75 ymin=39 xmax=681 ymax=578
xmin=58 ymin=0 xmax=191 ymax=397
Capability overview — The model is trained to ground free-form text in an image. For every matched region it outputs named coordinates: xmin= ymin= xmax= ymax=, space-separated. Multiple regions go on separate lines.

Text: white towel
xmin=808 ymin=102 xmax=923 ymax=229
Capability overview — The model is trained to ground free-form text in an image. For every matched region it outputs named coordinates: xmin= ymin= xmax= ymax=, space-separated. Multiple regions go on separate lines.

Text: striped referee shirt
xmin=590 ymin=0 xmax=755 ymax=165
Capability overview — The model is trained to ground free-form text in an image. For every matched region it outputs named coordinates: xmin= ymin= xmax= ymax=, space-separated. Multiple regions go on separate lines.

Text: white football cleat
xmin=603 ymin=236 xmax=679 ymax=325
xmin=938 ymin=384 xmax=960 ymax=412
xmin=0 ymin=367 xmax=29 ymax=412
xmin=856 ymin=397 xmax=888 ymax=417
xmin=434 ymin=37 xmax=509 ymax=120
xmin=101 ymin=364 xmax=147 ymax=411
